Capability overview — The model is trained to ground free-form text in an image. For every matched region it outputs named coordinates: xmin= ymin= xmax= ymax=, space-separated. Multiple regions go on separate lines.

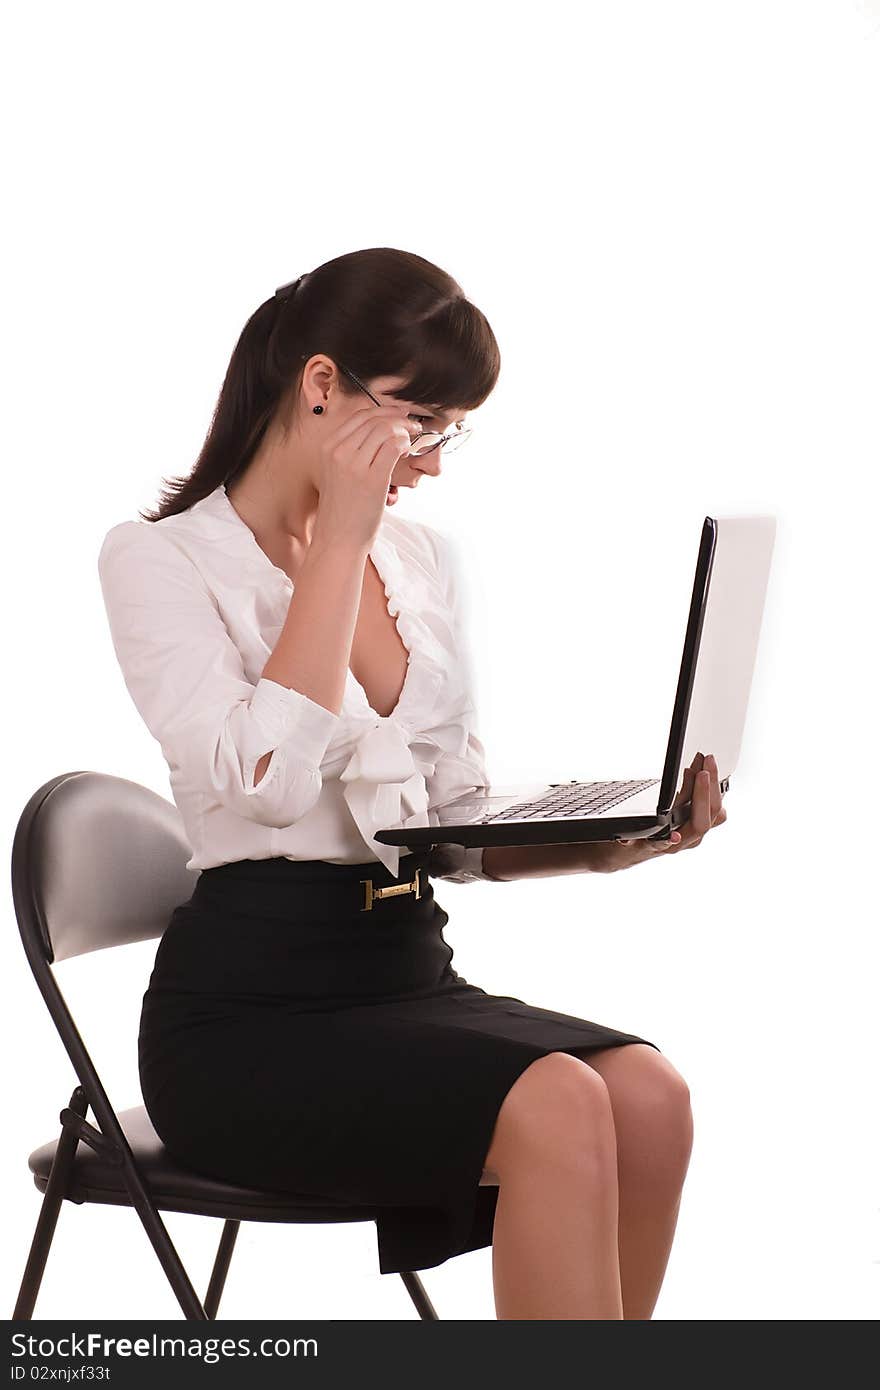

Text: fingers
xmin=675 ymin=752 xmax=726 ymax=849
xmin=620 ymin=752 xmax=727 ymax=860
xmin=618 ymin=829 xmax=681 ymax=851
xmin=673 ymin=751 xmax=702 ymax=807
xmin=330 ymin=402 xmax=412 ymax=451
xmin=692 ymin=768 xmax=712 ymax=840
xmin=701 ymin=752 xmax=725 ymax=825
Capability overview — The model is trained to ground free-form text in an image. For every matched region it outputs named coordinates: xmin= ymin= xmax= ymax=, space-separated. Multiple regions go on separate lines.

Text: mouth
xmin=386 ymin=470 xmax=424 ymax=504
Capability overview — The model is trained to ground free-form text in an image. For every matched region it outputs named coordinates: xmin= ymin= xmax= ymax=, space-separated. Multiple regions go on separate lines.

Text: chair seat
xmin=28 ymin=1105 xmax=383 ymax=1225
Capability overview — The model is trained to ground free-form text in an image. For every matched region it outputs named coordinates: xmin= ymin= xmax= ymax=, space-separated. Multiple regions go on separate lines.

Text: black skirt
xmin=137 ymin=849 xmax=659 ymax=1275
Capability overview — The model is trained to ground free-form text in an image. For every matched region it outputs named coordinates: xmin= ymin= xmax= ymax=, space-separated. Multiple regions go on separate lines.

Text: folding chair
xmin=11 ymin=771 xmax=439 ymax=1320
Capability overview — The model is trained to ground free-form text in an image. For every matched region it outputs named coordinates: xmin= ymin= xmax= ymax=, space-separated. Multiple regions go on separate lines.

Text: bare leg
xmin=484 ymin=1052 xmax=623 ymax=1319
xmin=573 ymin=1043 xmax=694 ymax=1319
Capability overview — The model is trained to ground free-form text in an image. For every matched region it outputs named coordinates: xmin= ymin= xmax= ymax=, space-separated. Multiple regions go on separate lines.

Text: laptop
xmin=375 ymin=513 xmax=776 ymax=854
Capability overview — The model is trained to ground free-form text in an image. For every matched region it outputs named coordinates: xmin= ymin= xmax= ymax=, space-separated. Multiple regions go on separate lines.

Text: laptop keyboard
xmin=485 ymin=779 xmax=660 ymax=822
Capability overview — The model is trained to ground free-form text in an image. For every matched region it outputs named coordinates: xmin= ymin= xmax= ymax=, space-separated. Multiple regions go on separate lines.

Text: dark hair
xmin=140 ymin=246 xmax=501 ymax=522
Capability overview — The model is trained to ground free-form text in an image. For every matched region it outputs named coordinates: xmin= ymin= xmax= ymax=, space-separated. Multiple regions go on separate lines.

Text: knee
xmin=617 ymin=1050 xmax=694 ymax=1172
xmin=647 ymin=1059 xmax=693 ymax=1148
xmin=485 ymin=1052 xmax=616 ymax=1179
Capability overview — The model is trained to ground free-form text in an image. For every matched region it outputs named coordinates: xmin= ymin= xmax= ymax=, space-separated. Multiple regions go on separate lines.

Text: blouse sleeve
xmin=98 ymin=521 xmax=341 ymax=827
xmin=424 ymin=528 xmax=508 ymax=885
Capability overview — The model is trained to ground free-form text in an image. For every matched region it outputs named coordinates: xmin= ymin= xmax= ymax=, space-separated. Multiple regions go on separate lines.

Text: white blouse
xmin=97 ymin=483 xmax=497 ymax=885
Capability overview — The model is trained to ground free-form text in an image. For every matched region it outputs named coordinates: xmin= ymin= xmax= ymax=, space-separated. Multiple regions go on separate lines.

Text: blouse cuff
xmin=249 ymin=676 xmax=341 ymax=766
xmin=427 ymin=841 xmax=499 ymax=884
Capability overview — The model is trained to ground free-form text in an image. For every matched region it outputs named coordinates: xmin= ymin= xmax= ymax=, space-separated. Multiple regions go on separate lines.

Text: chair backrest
xmin=11 ymin=769 xmax=198 ymax=1142
xmin=11 ymin=773 xmax=212 ymax=1307
xmin=12 ymin=771 xmax=199 ymax=965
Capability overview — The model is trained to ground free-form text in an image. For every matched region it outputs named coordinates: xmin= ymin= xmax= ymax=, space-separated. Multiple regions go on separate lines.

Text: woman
xmin=98 ymin=246 xmax=726 ymax=1320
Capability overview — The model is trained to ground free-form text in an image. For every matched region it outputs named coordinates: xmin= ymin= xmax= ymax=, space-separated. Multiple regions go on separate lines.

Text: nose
xmin=413 ymin=450 xmax=442 ymax=477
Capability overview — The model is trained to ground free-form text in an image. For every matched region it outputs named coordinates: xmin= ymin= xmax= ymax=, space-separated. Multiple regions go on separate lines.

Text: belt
xmin=192 ymin=852 xmax=432 ymax=921
xmin=360 ymin=863 xmax=424 ymax=912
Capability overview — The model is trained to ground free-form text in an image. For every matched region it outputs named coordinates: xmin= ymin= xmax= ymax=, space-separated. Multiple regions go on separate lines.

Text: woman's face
xmin=360 ymin=374 xmax=468 ymax=501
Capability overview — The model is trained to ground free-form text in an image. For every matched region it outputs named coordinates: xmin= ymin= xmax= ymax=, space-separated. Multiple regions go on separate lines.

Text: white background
xmin=2 ymin=0 xmax=878 ymax=1322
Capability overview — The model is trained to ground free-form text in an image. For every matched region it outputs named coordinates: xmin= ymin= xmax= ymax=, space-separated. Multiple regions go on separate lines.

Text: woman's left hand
xmin=573 ymin=751 xmax=727 ymax=873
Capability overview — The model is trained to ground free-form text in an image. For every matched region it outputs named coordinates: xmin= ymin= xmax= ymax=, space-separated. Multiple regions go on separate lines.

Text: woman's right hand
xmin=312 ymin=403 xmax=418 ymax=552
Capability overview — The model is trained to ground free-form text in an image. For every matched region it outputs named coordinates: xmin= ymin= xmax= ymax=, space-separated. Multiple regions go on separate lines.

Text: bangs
xmin=388 ymin=297 xmax=501 ymax=414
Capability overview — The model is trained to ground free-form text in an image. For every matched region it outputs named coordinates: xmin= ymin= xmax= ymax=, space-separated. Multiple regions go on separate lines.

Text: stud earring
xmin=312 ymin=404 xmax=324 ymax=414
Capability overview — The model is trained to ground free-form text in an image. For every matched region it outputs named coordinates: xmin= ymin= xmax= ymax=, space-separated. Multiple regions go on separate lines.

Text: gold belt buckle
xmin=360 ymin=866 xmax=423 ymax=912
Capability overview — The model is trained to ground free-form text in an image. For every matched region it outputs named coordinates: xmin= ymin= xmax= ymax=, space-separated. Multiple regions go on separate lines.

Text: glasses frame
xmin=334 ymin=361 xmax=472 ymax=457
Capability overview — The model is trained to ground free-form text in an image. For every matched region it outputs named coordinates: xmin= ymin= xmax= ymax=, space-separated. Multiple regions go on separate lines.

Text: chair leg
xmin=398 ymin=1270 xmax=439 ymax=1319
xmin=204 ymin=1220 xmax=240 ymax=1319
xmin=123 ymin=1183 xmax=208 ymax=1319
xmin=15 ymin=1084 xmax=209 ymax=1321
xmin=13 ymin=1084 xmax=88 ymax=1319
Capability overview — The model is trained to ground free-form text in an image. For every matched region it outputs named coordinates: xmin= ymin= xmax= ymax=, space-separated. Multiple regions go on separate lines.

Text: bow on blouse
xmin=338 ymin=712 xmax=466 ymax=878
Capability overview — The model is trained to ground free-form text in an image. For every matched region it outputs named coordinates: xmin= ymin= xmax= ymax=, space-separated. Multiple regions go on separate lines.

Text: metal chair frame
xmin=11 ymin=771 xmax=439 ymax=1320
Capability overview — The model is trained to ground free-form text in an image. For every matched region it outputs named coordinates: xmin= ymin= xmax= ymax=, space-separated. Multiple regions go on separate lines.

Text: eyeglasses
xmin=335 ymin=362 xmax=473 ymax=458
